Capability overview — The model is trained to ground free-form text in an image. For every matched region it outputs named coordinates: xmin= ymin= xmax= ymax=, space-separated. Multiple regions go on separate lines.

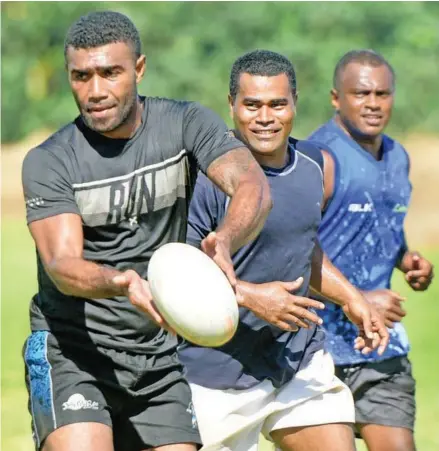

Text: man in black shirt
xmin=21 ymin=11 xmax=271 ymax=451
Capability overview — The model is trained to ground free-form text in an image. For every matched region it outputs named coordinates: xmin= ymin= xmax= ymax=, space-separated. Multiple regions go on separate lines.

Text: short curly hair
xmin=229 ymin=50 xmax=297 ymax=101
xmin=333 ymin=49 xmax=395 ymax=89
xmin=64 ymin=11 xmax=141 ymax=60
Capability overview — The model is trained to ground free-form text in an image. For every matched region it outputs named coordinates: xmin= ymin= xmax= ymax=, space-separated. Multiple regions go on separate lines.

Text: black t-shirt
xmin=22 ymin=96 xmax=244 ymax=354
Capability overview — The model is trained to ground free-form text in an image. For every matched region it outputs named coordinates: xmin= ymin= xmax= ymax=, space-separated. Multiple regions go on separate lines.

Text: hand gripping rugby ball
xmin=148 ymin=242 xmax=239 ymax=347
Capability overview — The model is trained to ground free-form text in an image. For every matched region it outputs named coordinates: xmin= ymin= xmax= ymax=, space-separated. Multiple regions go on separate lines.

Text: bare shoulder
xmin=321 ymin=149 xmax=334 ymax=167
xmin=320 ymin=149 xmax=335 ymax=208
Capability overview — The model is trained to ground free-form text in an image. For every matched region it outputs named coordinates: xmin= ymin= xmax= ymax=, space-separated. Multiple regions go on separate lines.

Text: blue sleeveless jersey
xmin=309 ymin=118 xmax=412 ymax=365
xmin=179 ymin=138 xmax=326 ymax=390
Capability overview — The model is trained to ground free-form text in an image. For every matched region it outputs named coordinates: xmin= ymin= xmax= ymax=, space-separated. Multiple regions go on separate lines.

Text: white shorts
xmin=189 ymin=350 xmax=355 ymax=451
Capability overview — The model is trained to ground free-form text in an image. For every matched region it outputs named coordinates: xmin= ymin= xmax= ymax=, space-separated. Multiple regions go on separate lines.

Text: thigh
xmin=42 ymin=422 xmax=113 ymax=451
xmin=150 ymin=445 xmax=197 ymax=451
xmin=113 ymin=378 xmax=202 ymax=451
xmin=359 ymin=424 xmax=416 ymax=451
xmin=23 ymin=331 xmax=113 ymax=450
xmin=271 ymin=423 xmax=355 ymax=451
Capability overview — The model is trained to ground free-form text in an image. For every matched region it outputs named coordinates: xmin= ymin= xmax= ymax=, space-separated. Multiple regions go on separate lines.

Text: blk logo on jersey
xmin=348 ymin=202 xmax=373 ymax=213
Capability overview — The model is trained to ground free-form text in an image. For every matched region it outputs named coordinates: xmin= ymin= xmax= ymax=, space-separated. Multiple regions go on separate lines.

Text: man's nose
xmin=256 ymin=106 xmax=274 ymax=124
xmin=88 ymin=74 xmax=108 ymax=102
xmin=365 ymin=93 xmax=380 ymax=110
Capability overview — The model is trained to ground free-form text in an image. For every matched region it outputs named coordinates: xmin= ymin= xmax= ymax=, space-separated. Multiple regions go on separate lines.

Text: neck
xmin=102 ymin=97 xmax=143 ymax=140
xmin=335 ymin=114 xmax=383 ymax=160
xmin=253 ymin=143 xmax=290 ymax=169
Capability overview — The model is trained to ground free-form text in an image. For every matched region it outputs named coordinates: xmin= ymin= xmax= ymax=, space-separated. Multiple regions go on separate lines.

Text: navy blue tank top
xmin=179 ymin=138 xmax=326 ymax=389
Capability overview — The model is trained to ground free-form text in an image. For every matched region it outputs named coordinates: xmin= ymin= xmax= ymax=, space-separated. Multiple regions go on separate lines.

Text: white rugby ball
xmin=148 ymin=242 xmax=239 ymax=347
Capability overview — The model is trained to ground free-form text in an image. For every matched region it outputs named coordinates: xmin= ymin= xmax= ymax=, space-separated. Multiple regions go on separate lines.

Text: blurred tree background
xmin=2 ymin=1 xmax=439 ymax=143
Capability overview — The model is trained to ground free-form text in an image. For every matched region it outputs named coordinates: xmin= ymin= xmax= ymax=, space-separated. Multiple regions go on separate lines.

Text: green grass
xmin=2 ymin=218 xmax=438 ymax=450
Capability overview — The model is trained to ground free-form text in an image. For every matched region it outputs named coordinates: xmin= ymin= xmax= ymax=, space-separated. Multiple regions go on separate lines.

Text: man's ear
xmin=331 ymin=88 xmax=340 ymax=111
xmin=228 ymin=94 xmax=234 ymax=120
xmin=136 ymin=54 xmax=146 ymax=84
xmin=293 ymin=91 xmax=299 ymax=112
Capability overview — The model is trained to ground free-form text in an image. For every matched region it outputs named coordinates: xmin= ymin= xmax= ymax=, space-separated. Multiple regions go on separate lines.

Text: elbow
xmin=55 ymin=283 xmax=74 ymax=296
xmin=46 ymin=260 xmax=73 ymax=296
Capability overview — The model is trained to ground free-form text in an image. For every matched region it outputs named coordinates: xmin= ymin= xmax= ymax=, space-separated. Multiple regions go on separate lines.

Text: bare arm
xmin=29 ymin=213 xmax=124 ymax=298
xmin=309 ymin=240 xmax=361 ymax=307
xmin=310 ymin=240 xmax=389 ymax=355
xmin=206 ymin=147 xmax=272 ymax=254
xmin=29 ymin=213 xmax=171 ymax=329
xmin=321 ymin=150 xmax=335 ymax=210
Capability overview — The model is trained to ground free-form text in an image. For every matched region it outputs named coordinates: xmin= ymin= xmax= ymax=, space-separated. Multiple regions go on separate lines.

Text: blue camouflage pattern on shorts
xmin=25 ymin=331 xmax=53 ymax=416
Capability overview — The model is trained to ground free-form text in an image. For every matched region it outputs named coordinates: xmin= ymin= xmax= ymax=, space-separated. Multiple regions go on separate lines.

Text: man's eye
xmin=103 ymin=69 xmax=120 ymax=79
xmin=73 ymin=72 xmax=88 ymax=81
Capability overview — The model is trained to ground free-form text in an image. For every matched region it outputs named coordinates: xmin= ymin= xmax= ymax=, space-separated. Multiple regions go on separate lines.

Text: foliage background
xmin=2 ymin=1 xmax=439 ymax=143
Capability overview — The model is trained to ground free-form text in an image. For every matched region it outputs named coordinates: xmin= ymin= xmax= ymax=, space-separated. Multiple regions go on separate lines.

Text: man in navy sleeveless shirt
xmin=309 ymin=50 xmax=434 ymax=451
xmin=179 ymin=50 xmax=389 ymax=451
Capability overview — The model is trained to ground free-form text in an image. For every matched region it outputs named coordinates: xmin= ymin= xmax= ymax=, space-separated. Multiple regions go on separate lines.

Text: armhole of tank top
xmin=295 ymin=141 xmax=325 ymax=210
xmin=321 ymin=143 xmax=341 ymax=215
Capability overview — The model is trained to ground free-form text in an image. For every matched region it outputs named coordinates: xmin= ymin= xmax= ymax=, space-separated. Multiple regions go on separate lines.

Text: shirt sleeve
xmin=182 ymin=102 xmax=244 ymax=173
xmin=186 ymin=172 xmax=225 ymax=249
xmin=22 ymin=146 xmax=80 ymax=224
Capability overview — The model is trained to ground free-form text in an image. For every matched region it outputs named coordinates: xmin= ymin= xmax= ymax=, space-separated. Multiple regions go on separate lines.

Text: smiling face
xmin=229 ymin=73 xmax=296 ymax=162
xmin=66 ymin=41 xmax=145 ymax=137
xmin=332 ymin=62 xmax=394 ymax=141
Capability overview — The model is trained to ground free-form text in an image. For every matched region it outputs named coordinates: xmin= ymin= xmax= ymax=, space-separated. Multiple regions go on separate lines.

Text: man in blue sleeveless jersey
xmin=309 ymin=50 xmax=434 ymax=451
xmin=179 ymin=50 xmax=389 ymax=451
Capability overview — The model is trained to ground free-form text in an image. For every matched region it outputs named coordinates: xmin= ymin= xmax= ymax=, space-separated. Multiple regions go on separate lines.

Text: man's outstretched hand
xmin=201 ymin=232 xmax=237 ymax=288
xmin=113 ymin=270 xmax=175 ymax=334
xmin=342 ymin=296 xmax=389 ymax=356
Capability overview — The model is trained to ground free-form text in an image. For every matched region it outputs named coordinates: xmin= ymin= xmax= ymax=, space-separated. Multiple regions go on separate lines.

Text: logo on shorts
xmin=62 ymin=393 xmax=99 ymax=411
xmin=186 ymin=402 xmax=198 ymax=429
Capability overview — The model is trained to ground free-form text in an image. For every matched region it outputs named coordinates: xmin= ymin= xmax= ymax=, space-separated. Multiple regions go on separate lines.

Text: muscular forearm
xmin=46 ymin=257 xmax=124 ymax=298
xmin=216 ymin=179 xmax=271 ymax=254
xmin=310 ymin=243 xmax=362 ymax=306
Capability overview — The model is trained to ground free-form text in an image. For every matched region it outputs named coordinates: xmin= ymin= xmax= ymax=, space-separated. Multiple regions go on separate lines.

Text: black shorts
xmin=335 ymin=356 xmax=416 ymax=434
xmin=23 ymin=331 xmax=201 ymax=450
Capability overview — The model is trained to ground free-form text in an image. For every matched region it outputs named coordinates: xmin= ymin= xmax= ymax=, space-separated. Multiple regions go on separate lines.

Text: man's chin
xmin=355 ymin=126 xmax=384 ymax=141
xmin=83 ymin=115 xmax=120 ymax=134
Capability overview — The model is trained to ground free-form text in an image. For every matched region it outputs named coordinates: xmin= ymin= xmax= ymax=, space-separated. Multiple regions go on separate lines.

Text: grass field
xmin=1 ymin=217 xmax=438 ymax=450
